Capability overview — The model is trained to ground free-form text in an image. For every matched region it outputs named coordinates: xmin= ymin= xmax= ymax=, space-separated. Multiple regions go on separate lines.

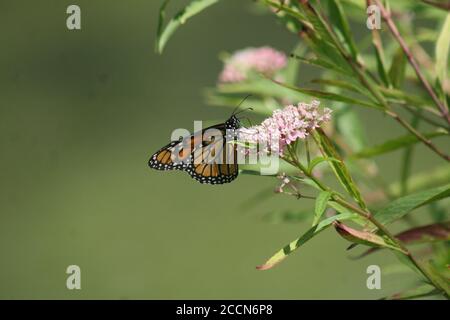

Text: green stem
xmin=297 ymin=2 xmax=450 ymax=162
xmin=333 ymin=197 xmax=449 ymax=299
xmin=274 ymin=0 xmax=450 ymax=298
xmin=282 ymin=144 xmax=450 ymax=298
xmin=374 ymin=0 xmax=450 ymax=125
xmin=305 ymin=139 xmax=311 ymax=167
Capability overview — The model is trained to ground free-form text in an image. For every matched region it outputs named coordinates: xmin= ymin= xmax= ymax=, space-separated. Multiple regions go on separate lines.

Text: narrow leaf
xmin=378 ymin=86 xmax=431 ymax=107
xmin=271 ymin=79 xmax=382 ymax=109
xmin=314 ymin=129 xmax=367 ymax=209
xmin=155 ymin=0 xmax=219 ymax=54
xmin=307 ymin=156 xmax=341 ymax=174
xmin=328 ymin=0 xmax=359 ymax=59
xmin=375 ymin=184 xmax=450 ymax=226
xmin=262 ymin=0 xmax=312 ymax=30
xmin=290 ymin=54 xmax=352 ymax=76
xmin=388 ymin=47 xmax=407 ymax=89
xmin=372 ymin=30 xmax=391 ymax=87
xmin=311 ymin=78 xmax=368 ymax=96
xmin=257 ymin=213 xmax=356 ymax=270
xmin=313 ymin=191 xmax=332 ymax=225
xmin=352 ymin=130 xmax=448 ymax=158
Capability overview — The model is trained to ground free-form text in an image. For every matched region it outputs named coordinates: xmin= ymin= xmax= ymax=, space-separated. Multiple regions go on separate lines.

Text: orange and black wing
xmin=187 ymin=129 xmax=239 ymax=184
xmin=148 ymin=129 xmax=210 ymax=171
xmin=148 ymin=122 xmax=239 ymax=184
xmin=148 ymin=140 xmax=183 ymax=171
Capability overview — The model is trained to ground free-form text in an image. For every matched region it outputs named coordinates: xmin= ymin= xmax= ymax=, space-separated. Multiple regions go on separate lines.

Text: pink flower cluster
xmin=238 ymin=100 xmax=332 ymax=156
xmin=219 ymin=47 xmax=287 ymax=83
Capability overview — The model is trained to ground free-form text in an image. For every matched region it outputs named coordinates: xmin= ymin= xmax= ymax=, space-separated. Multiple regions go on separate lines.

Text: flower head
xmin=219 ymin=47 xmax=287 ymax=83
xmin=238 ymin=100 xmax=332 ymax=156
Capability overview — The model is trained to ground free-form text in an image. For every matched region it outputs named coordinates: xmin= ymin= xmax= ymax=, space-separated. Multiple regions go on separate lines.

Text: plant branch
xmin=281 ymin=118 xmax=449 ymax=296
xmin=333 ymin=196 xmax=449 ymax=299
xmin=296 ymin=1 xmax=450 ymax=161
xmin=401 ymin=104 xmax=450 ymax=130
xmin=385 ymin=109 xmax=450 ymax=161
xmin=283 ymin=144 xmax=449 ymax=298
xmin=420 ymin=0 xmax=450 ymax=11
xmin=374 ymin=0 xmax=450 ymax=125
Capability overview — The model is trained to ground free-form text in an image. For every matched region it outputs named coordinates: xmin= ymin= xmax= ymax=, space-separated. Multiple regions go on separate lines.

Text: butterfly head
xmin=225 ymin=115 xmax=241 ymax=129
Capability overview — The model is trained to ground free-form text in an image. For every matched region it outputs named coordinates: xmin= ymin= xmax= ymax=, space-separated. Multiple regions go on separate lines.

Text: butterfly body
xmin=148 ymin=115 xmax=241 ymax=185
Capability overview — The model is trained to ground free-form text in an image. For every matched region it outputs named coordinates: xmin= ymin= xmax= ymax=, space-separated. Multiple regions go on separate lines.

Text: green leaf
xmin=313 ymin=191 xmax=332 ymax=225
xmin=381 ymin=284 xmax=439 ymax=300
xmin=333 ymin=221 xmax=406 ymax=253
xmin=294 ymin=3 xmax=354 ymax=74
xmin=257 ymin=213 xmax=357 ymax=270
xmin=327 ymin=0 xmax=359 ymax=59
xmin=424 ymin=262 xmax=450 ymax=296
xmin=290 ymin=54 xmax=352 ymax=76
xmin=262 ymin=0 xmax=312 ymax=29
xmin=435 ymin=13 xmax=450 ymax=93
xmin=328 ymin=201 xmax=369 ymax=226
xmin=378 ymin=86 xmax=431 ymax=107
xmin=375 ymin=184 xmax=450 ymax=226
xmin=372 ymin=31 xmax=391 ymax=87
xmin=392 ymin=250 xmax=424 ymax=279
xmin=388 ymin=47 xmax=407 ymax=89
xmin=352 ymin=130 xmax=448 ymax=158
xmin=307 ymin=156 xmax=341 ymax=174
xmin=313 ymin=130 xmax=367 ymax=209
xmin=399 ymin=113 xmax=421 ymax=196
xmin=155 ymin=0 xmax=219 ymax=54
xmin=271 ymin=80 xmax=382 ymax=109
xmin=156 ymin=0 xmax=171 ymax=52
xmin=311 ymin=78 xmax=368 ymax=96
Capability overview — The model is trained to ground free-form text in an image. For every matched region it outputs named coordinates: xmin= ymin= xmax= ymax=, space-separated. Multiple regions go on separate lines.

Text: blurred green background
xmin=0 ymin=0 xmax=445 ymax=299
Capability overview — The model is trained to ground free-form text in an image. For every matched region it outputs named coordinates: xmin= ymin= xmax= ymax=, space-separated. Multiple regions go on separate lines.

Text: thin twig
xmin=401 ymin=104 xmax=450 ymax=130
xmin=283 ymin=146 xmax=449 ymax=297
xmin=296 ymin=2 xmax=450 ymax=161
xmin=421 ymin=0 xmax=450 ymax=11
xmin=374 ymin=0 xmax=450 ymax=125
xmin=333 ymin=197 xmax=449 ymax=299
xmin=385 ymin=109 xmax=450 ymax=161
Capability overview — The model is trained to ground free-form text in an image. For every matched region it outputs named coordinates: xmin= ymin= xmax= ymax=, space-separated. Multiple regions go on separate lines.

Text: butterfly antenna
xmin=234 ymin=107 xmax=253 ymax=116
xmin=238 ymin=116 xmax=253 ymax=127
xmin=231 ymin=94 xmax=252 ymax=116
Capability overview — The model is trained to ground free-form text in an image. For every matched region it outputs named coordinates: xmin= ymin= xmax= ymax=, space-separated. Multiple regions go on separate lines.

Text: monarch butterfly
xmin=148 ymin=102 xmax=251 ymax=185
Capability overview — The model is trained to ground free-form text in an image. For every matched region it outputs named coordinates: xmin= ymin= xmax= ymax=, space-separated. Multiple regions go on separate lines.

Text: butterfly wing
xmin=148 ymin=140 xmax=183 ymax=171
xmin=188 ymin=129 xmax=239 ymax=184
xmin=148 ymin=117 xmax=240 ymax=184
